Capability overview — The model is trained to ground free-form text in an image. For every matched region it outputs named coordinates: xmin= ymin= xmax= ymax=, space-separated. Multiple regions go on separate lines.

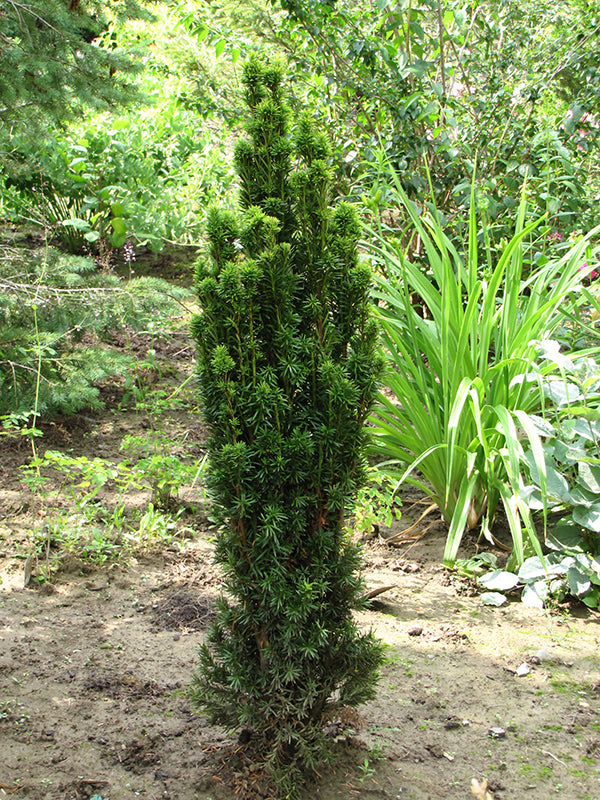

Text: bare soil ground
xmin=1 ymin=306 xmax=600 ymax=800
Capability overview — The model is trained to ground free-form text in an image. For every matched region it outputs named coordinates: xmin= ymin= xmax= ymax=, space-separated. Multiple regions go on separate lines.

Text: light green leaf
xmin=481 ymin=592 xmax=507 ymax=607
xmin=521 ymin=583 xmax=546 ymax=609
xmin=578 ymin=463 xmax=600 ymax=494
xmin=582 ymin=586 xmax=600 ymax=608
xmin=110 ymin=217 xmax=127 ymax=236
xmin=479 ymin=570 xmax=519 ymax=591
xmin=567 ymin=566 xmax=592 ymax=597
xmin=518 ymin=557 xmax=546 ymax=582
xmin=573 ymin=504 xmax=600 ymax=532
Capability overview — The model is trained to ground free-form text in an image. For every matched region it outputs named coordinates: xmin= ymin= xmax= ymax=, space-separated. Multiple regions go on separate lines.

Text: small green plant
xmin=353 ymin=467 xmax=402 ymax=536
xmin=121 ymin=433 xmax=206 ymax=507
xmin=20 ymin=446 xmax=204 ymax=572
xmin=358 ymin=756 xmax=376 ymax=782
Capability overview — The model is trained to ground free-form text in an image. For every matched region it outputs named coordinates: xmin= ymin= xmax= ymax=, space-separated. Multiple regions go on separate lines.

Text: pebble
xmin=516 ymin=662 xmax=531 ymax=677
xmin=535 ymin=648 xmax=553 ymax=663
xmin=407 ymin=625 xmax=423 ymax=637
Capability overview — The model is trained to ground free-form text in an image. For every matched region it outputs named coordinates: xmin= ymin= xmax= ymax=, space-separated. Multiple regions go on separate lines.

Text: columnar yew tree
xmin=190 ymin=57 xmax=384 ymax=794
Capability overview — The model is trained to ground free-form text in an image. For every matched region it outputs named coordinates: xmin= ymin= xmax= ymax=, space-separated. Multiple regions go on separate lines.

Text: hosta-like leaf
xmin=526 ymin=415 xmax=556 ymax=438
xmin=479 ymin=569 xmax=520 ymax=591
xmin=538 ymin=340 xmax=577 ymax=372
xmin=546 ymin=524 xmax=584 ymax=552
xmin=570 ymin=485 xmax=598 ymax=508
xmin=518 ymin=557 xmax=546 ymax=582
xmin=567 ymin=566 xmax=592 ymax=597
xmin=572 ymin=419 xmax=600 ymax=441
xmin=573 ymin=504 xmax=600 ymax=533
xmin=582 ymin=586 xmax=600 ymax=608
xmin=544 ymin=381 xmax=582 ymax=406
xmin=578 ymin=463 xmax=600 ymax=494
xmin=521 ymin=582 xmax=546 ymax=609
xmin=481 ymin=592 xmax=507 ymax=606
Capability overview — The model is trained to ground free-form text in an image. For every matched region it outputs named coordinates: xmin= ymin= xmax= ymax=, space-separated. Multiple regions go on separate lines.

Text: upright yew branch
xmin=190 ymin=56 xmax=384 ymax=798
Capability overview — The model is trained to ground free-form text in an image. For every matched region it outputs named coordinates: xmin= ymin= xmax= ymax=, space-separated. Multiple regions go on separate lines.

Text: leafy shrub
xmin=1 ymin=101 xmax=234 ymax=252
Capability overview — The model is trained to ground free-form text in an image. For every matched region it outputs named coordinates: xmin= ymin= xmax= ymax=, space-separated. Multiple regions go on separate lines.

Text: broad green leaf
xmin=546 ymin=524 xmax=584 ymax=552
xmin=479 ymin=569 xmax=519 ymax=592
xmin=61 ymin=217 xmax=91 ymax=230
xmin=572 ymin=419 xmax=600 ymax=440
xmin=109 ymin=229 xmax=127 ymax=248
xmin=526 ymin=415 xmax=556 ymax=437
xmin=481 ymin=592 xmax=507 ymax=607
xmin=567 ymin=566 xmax=592 ymax=597
xmin=521 ymin=582 xmax=547 ymax=609
xmin=110 ymin=217 xmax=127 ymax=236
xmin=544 ymin=381 xmax=582 ymax=406
xmin=518 ymin=557 xmax=546 ymax=582
xmin=573 ymin=504 xmax=600 ymax=532
xmin=582 ymin=586 xmax=600 ymax=608
xmin=570 ymin=485 xmax=597 ymax=508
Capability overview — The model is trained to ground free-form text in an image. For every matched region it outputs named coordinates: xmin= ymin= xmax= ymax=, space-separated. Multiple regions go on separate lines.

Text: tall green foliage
xmin=190 ymin=57 xmax=383 ymax=795
xmin=368 ymin=171 xmax=600 ymax=568
xmin=0 ymin=0 xmax=152 ymax=131
xmin=265 ymin=0 xmax=600 ymax=238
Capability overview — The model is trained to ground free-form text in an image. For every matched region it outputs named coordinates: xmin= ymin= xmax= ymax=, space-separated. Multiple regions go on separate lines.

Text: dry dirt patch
xmin=0 ymin=312 xmax=599 ymax=799
xmin=0 ymin=532 xmax=599 ymax=800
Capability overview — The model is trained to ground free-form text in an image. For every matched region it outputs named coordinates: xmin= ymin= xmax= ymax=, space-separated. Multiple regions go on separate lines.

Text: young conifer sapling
xmin=190 ymin=56 xmax=384 ymax=796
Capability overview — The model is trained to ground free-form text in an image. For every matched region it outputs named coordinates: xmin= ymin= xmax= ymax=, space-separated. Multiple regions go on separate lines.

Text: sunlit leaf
xmin=479 ymin=569 xmax=519 ymax=592
xmin=481 ymin=592 xmax=507 ymax=606
xmin=567 ymin=566 xmax=592 ymax=597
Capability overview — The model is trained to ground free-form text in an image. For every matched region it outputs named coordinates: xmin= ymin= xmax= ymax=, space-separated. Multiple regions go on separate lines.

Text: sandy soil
xmin=1 ymin=330 xmax=600 ymax=800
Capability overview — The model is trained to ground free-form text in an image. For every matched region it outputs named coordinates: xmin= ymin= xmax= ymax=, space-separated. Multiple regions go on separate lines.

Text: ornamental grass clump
xmin=368 ymin=170 xmax=600 ymax=569
xmin=189 ymin=57 xmax=384 ymax=797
